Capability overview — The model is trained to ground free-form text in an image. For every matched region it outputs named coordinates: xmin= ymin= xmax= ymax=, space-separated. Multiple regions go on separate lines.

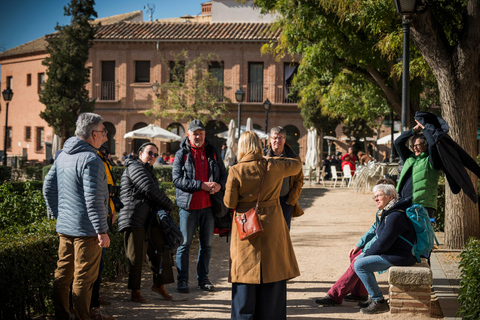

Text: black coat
xmin=118 ymin=158 xmax=174 ymax=232
xmin=172 ymin=137 xmax=227 ymax=210
xmin=364 ymin=198 xmax=417 ymax=266
xmin=415 ymin=111 xmax=480 ymax=203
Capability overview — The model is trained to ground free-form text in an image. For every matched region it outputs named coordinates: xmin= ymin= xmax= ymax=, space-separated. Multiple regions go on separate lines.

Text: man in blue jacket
xmin=43 ymin=113 xmax=110 ymax=320
xmin=172 ymin=119 xmax=227 ymax=293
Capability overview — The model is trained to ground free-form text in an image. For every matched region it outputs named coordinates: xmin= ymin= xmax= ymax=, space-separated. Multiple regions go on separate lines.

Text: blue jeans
xmin=176 ymin=207 xmax=214 ymax=283
xmin=354 ymin=253 xmax=393 ymax=301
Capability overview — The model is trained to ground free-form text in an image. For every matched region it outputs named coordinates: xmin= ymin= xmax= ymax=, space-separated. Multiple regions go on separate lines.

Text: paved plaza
xmin=101 ymin=186 xmax=460 ymax=319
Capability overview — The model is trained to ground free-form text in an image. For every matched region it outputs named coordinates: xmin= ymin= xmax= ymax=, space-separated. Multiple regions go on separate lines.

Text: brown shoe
xmin=130 ymin=290 xmax=148 ymax=303
xmin=90 ymin=307 xmax=117 ymax=320
xmin=151 ymin=284 xmax=173 ymax=300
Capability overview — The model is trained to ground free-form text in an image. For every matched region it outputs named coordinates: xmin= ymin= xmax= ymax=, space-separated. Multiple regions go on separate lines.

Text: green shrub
xmin=457 ymin=237 xmax=480 ymax=320
xmin=111 ymin=166 xmax=125 ymax=185
xmin=0 ymin=181 xmax=48 ymax=229
xmin=0 ymin=166 xmax=12 ymax=182
xmin=10 ymin=180 xmax=43 ymax=193
xmin=42 ymin=164 xmax=53 ymax=181
xmin=0 ymin=220 xmax=58 ymax=319
xmin=24 ymin=165 xmax=44 ymax=180
xmin=154 ymin=166 xmax=173 ymax=182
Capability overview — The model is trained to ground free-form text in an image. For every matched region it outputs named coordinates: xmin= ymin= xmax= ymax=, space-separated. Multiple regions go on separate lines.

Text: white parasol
xmin=124 ymin=124 xmax=182 ymax=142
xmin=224 ymin=119 xmax=236 ymax=167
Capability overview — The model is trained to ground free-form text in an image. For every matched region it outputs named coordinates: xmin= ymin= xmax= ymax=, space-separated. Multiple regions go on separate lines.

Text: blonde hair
xmin=238 ymin=131 xmax=262 ymax=160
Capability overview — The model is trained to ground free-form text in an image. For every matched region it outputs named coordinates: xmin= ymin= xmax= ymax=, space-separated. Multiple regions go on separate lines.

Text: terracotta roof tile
xmin=94 ymin=21 xmax=280 ymax=41
xmin=1 ymin=19 xmax=278 ymax=60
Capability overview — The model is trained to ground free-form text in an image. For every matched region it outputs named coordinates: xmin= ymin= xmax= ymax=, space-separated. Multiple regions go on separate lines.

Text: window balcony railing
xmin=247 ymin=83 xmax=263 ymax=102
xmin=275 ymin=85 xmax=298 ymax=104
xmin=95 ymin=81 xmax=116 ymax=101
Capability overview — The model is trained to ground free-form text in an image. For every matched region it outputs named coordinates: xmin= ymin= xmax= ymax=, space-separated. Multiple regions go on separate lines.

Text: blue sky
xmin=0 ymin=0 xmax=203 ymax=52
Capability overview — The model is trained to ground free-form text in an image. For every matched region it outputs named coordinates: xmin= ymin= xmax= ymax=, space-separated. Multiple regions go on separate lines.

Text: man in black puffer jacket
xmin=118 ymin=142 xmax=175 ymax=303
xmin=172 ymin=119 xmax=227 ymax=294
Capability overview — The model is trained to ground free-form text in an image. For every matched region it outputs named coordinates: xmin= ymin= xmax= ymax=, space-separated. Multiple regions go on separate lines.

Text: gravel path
xmin=100 ymin=186 xmax=439 ymax=319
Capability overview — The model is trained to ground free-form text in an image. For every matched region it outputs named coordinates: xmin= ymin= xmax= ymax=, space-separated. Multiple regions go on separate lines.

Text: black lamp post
xmin=2 ymin=88 xmax=13 ymax=166
xmin=263 ymin=98 xmax=271 ymax=134
xmin=235 ymin=88 xmax=245 ymax=139
xmin=394 ymin=0 xmax=418 ymax=133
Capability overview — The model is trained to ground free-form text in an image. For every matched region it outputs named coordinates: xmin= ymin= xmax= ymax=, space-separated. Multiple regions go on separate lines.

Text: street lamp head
xmin=152 ymin=81 xmax=160 ymax=93
xmin=2 ymin=88 xmax=13 ymax=102
xmin=235 ymin=88 xmax=245 ymax=103
xmin=39 ymin=81 xmax=46 ymax=93
xmin=263 ymin=98 xmax=271 ymax=111
xmin=394 ymin=0 xmax=417 ymax=15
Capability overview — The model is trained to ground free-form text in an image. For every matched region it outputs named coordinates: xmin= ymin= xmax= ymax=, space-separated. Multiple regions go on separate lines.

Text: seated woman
xmin=314 ymin=178 xmax=394 ymax=308
xmin=341 ymin=155 xmax=355 ymax=175
xmin=354 ymin=183 xmax=416 ymax=314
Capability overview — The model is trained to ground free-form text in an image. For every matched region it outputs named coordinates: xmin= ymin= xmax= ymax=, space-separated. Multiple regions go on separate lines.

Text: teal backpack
xmin=399 ymin=204 xmax=436 ymax=263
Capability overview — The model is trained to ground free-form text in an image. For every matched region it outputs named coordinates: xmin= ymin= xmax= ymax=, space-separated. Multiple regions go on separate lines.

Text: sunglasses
xmin=147 ymin=151 xmax=159 ymax=158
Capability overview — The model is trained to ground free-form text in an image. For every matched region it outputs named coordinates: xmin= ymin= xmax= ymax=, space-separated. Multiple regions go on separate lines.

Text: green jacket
xmin=397 ymin=151 xmax=440 ymax=210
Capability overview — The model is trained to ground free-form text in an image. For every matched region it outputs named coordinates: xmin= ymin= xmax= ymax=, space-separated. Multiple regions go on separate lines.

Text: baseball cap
xmin=188 ymin=119 xmax=206 ymax=132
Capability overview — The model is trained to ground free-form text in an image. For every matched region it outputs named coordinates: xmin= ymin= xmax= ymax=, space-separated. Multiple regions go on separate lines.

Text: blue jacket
xmin=363 ymin=198 xmax=417 ymax=266
xmin=172 ymin=137 xmax=227 ymax=210
xmin=43 ymin=136 xmax=109 ymax=236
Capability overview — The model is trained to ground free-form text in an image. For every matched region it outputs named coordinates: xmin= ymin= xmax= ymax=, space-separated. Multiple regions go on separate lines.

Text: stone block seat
xmin=388 ymin=258 xmax=432 ymax=315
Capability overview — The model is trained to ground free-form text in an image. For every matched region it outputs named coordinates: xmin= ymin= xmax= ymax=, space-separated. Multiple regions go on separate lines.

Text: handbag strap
xmin=254 ymin=160 xmax=268 ymax=211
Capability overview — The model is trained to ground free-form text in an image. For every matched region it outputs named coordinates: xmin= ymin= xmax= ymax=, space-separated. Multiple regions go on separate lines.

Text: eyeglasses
xmin=410 ymin=143 xmax=425 ymax=149
xmin=372 ymin=193 xmax=385 ymax=200
xmin=93 ymin=128 xmax=107 ymax=137
xmin=147 ymin=151 xmax=159 ymax=158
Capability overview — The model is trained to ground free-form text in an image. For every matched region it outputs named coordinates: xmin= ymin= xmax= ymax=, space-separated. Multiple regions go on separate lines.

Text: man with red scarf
xmin=172 ymin=120 xmax=227 ymax=294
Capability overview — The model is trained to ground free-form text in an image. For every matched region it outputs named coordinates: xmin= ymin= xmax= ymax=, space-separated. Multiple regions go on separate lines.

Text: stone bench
xmin=388 ymin=258 xmax=432 ymax=315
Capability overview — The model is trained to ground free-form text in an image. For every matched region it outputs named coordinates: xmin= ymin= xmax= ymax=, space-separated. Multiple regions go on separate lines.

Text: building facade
xmin=0 ymin=1 xmax=307 ymax=164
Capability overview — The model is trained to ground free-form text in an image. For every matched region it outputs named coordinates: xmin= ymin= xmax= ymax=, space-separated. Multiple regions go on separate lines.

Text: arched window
xmin=284 ymin=125 xmax=300 ymax=155
xmin=205 ymin=120 xmax=228 ymax=151
xmin=103 ymin=122 xmax=116 ymax=155
xmin=166 ymin=122 xmax=185 ymax=153
xmin=132 ymin=122 xmax=149 ymax=154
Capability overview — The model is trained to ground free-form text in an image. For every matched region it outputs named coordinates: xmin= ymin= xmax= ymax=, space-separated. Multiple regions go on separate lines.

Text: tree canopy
xmin=145 ymin=51 xmax=231 ymax=125
xmin=39 ymin=0 xmax=97 ymax=141
xmin=256 ymin=0 xmax=438 ymax=137
xmin=255 ymin=0 xmax=479 ymax=248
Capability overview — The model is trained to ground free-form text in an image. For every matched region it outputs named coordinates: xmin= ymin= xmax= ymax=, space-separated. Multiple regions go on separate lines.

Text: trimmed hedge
xmin=0 ymin=179 xmax=177 ymax=318
xmin=0 ymin=220 xmax=58 ymax=319
xmin=458 ymin=238 xmax=480 ymax=320
xmin=0 ymin=165 xmax=12 ymax=182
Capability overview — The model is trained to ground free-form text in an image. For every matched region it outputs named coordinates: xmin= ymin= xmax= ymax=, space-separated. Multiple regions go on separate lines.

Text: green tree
xmin=146 ymin=51 xmax=231 ymax=124
xmin=39 ymin=0 xmax=98 ymax=142
xmin=256 ymin=0 xmax=479 ymax=248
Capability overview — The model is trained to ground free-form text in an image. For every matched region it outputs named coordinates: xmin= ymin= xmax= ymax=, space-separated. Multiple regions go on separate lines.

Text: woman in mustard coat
xmin=224 ymin=131 xmax=302 ymax=320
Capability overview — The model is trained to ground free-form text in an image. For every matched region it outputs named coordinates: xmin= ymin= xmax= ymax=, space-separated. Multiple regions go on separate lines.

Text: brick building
xmin=0 ymin=1 xmax=306 ymax=164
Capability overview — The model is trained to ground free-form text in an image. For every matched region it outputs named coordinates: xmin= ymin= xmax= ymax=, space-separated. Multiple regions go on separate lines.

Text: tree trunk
xmin=410 ymin=2 xmax=480 ymax=248
xmin=441 ymin=79 xmax=480 ymax=248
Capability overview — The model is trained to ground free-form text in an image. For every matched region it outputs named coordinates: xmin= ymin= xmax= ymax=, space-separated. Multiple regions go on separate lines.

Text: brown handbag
xmin=235 ymin=162 xmax=267 ymax=241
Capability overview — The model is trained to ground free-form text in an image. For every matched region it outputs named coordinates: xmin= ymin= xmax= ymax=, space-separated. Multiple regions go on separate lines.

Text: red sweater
xmin=189 ymin=145 xmax=212 ymax=210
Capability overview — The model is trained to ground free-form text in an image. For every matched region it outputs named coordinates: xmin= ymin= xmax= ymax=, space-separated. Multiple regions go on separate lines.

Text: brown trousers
xmin=124 ymin=218 xmax=174 ymax=290
xmin=53 ymin=234 xmax=102 ymax=320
